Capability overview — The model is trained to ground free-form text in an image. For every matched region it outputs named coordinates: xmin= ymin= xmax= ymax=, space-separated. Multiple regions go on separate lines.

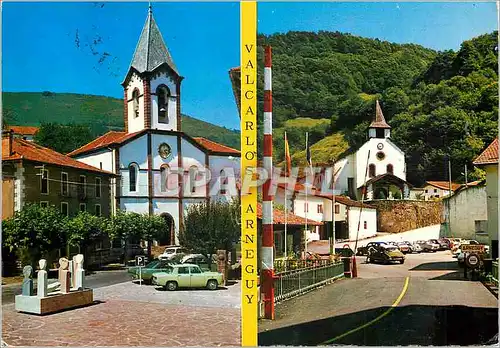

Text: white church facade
xmin=69 ymin=8 xmax=240 ymax=245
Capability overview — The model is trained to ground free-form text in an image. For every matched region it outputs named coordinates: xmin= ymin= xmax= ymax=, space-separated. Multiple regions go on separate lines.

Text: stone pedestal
xmin=217 ymin=250 xmax=227 ymax=285
xmin=15 ymin=289 xmax=93 ymax=315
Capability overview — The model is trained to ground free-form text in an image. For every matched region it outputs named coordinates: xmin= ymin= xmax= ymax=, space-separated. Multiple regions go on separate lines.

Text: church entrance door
xmin=159 ymin=213 xmax=175 ymax=246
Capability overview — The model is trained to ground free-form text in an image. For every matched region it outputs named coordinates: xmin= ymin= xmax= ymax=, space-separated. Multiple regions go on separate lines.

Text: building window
xmin=61 ymin=172 xmax=68 ymax=196
xmin=369 ymin=164 xmax=376 ymax=178
xmin=160 ymin=165 xmax=169 ymax=192
xmin=189 ymin=166 xmax=198 ymax=193
xmin=304 ymin=203 xmax=309 ymax=213
xmin=132 ymin=89 xmax=140 ymax=118
xmin=61 ymin=202 xmax=69 ymax=217
xmin=425 ymin=189 xmax=428 ymax=193
xmin=40 ymin=201 xmax=49 ymax=208
xmin=157 ymin=85 xmax=170 ymax=123
xmin=434 ymin=189 xmax=438 ymax=193
xmin=317 ymin=204 xmax=323 ymax=214
xmin=95 ymin=177 xmax=101 ymax=198
xmin=99 ymin=162 xmax=103 ymax=170
xmin=376 ymin=128 xmax=385 ymax=138
xmin=79 ymin=203 xmax=86 ymax=212
xmin=387 ymin=164 xmax=393 ymax=174
xmin=78 ymin=175 xmax=86 ymax=198
xmin=41 ymin=169 xmax=49 ymax=194
xmin=334 ymin=204 xmax=340 ymax=214
xmin=129 ymin=164 xmax=138 ymax=192
xmin=220 ymin=169 xmax=228 ymax=195
xmin=95 ymin=204 xmax=101 ymax=217
xmin=364 ymin=221 xmax=367 ymax=229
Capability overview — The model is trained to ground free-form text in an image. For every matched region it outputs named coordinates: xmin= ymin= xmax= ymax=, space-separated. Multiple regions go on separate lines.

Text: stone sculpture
xmin=58 ymin=257 xmax=71 ymax=294
xmin=37 ymin=259 xmax=48 ymax=298
xmin=74 ymin=254 xmax=85 ymax=290
xmin=21 ymin=265 xmax=34 ymax=296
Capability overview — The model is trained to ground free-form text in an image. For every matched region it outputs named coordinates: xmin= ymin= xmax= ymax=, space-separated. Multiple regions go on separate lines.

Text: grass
xmin=291 ymin=132 xmax=349 ymax=165
xmin=284 ymin=117 xmax=330 ymax=129
xmin=3 ymin=92 xmax=240 ymax=150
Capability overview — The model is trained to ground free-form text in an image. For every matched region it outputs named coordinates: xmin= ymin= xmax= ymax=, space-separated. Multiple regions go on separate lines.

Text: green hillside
xmin=2 ymin=92 xmax=240 ymax=150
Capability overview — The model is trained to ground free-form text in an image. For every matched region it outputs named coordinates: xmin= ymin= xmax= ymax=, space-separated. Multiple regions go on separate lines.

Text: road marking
xmin=320 ymin=276 xmax=410 ymax=345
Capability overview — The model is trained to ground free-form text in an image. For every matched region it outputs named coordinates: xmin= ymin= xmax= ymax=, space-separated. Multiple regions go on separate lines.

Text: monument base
xmin=15 ymin=289 xmax=93 ymax=315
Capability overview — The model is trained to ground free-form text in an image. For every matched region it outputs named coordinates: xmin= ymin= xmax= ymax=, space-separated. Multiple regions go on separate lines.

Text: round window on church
xmin=158 ymin=143 xmax=172 ymax=159
xmin=376 ymin=151 xmax=385 ymax=161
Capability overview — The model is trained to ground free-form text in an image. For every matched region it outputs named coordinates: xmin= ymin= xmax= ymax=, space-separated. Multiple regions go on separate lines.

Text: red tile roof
xmin=2 ymin=137 xmax=114 ymax=175
xmin=7 ymin=126 xmax=39 ymax=135
xmin=192 ymin=137 xmax=240 ymax=155
xmin=425 ymin=181 xmax=462 ymax=191
xmin=68 ymin=131 xmax=240 ymax=157
xmin=257 ymin=203 xmax=322 ymax=226
xmin=473 ymin=138 xmax=498 ymax=165
xmin=276 ymin=183 xmax=376 ymax=209
xmin=369 ymin=100 xmax=391 ymax=129
xmin=67 ymin=131 xmax=142 ymax=157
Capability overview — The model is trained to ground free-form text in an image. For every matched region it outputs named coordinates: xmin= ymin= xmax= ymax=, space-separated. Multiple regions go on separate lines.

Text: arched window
xmin=189 ymin=166 xmax=198 ymax=193
xmin=160 ymin=165 xmax=169 ymax=192
xmin=129 ymin=163 xmax=138 ymax=192
xmin=132 ymin=89 xmax=140 ymax=118
xmin=157 ymin=85 xmax=170 ymax=123
xmin=369 ymin=164 xmax=376 ymax=178
xmin=387 ymin=164 xmax=394 ymax=174
xmin=220 ymin=169 xmax=228 ymax=195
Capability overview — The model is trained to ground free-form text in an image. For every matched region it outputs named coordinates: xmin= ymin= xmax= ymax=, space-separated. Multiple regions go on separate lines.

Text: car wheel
xmin=400 ymin=259 xmax=405 ymax=264
xmin=206 ymin=279 xmax=218 ymax=290
xmin=166 ymin=281 xmax=178 ymax=291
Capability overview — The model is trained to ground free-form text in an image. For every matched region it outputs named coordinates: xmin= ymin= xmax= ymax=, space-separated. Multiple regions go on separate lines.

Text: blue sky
xmin=3 ymin=2 xmax=498 ymax=131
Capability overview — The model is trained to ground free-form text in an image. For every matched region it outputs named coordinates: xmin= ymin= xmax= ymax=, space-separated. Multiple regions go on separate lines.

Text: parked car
xmin=428 ymin=239 xmax=449 ymax=250
xmin=415 ymin=240 xmax=440 ymax=252
xmin=366 ymin=244 xmax=405 ymax=264
xmin=356 ymin=242 xmax=388 ymax=256
xmin=128 ymin=259 xmax=178 ymax=283
xmin=396 ymin=242 xmax=412 ymax=254
xmin=151 ymin=264 xmax=224 ymax=291
xmin=411 ymin=242 xmax=423 ymax=253
xmin=158 ymin=246 xmax=189 ymax=261
xmin=180 ymin=254 xmax=217 ymax=271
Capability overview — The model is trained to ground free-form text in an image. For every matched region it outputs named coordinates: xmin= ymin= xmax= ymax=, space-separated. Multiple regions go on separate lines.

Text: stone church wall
xmin=367 ymin=200 xmax=444 ymax=233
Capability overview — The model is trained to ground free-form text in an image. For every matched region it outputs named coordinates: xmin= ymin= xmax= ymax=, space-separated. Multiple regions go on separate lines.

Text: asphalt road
xmin=259 ymin=251 xmax=498 ymax=346
xmin=2 ymin=269 xmax=133 ymax=305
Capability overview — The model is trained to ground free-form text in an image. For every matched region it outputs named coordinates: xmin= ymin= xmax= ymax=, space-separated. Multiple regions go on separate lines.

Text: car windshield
xmin=385 ymin=246 xmax=398 ymax=251
xmin=164 ymin=249 xmax=176 ymax=254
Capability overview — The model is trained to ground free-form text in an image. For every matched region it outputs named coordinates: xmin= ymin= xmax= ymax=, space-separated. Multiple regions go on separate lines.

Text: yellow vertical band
xmin=241 ymin=1 xmax=258 ymax=346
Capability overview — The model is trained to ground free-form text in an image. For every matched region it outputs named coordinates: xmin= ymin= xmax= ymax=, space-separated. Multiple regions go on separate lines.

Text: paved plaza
xmin=2 ymin=281 xmax=241 ymax=346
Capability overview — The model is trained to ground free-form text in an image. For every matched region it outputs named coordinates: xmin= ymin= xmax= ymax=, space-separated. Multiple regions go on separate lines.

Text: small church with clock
xmin=332 ymin=100 xmax=412 ymax=200
xmin=69 ymin=7 xmax=240 ymax=245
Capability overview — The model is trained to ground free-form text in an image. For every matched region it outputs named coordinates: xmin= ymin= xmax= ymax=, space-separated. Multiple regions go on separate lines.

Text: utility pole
xmin=464 ymin=164 xmax=468 ymax=187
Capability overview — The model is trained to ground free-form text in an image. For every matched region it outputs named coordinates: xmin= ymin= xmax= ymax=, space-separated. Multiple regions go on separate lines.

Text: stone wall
xmin=367 ymin=200 xmax=444 ymax=233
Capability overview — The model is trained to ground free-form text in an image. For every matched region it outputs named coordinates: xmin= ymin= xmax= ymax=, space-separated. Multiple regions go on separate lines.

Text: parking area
xmin=2 ymin=280 xmax=241 ymax=346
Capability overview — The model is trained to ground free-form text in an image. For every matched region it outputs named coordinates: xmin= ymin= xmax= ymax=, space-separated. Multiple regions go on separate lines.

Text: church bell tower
xmin=368 ymin=100 xmax=391 ymax=139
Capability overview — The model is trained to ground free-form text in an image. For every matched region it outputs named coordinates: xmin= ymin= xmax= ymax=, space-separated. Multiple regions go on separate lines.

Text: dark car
xmin=128 ymin=259 xmax=178 ymax=283
xmin=366 ymin=244 xmax=405 ymax=264
xmin=429 ymin=239 xmax=449 ymax=250
xmin=356 ymin=242 xmax=388 ymax=256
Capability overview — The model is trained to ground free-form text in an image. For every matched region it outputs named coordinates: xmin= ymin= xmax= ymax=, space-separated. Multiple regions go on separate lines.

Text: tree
xmin=104 ymin=210 xmax=144 ymax=263
xmin=2 ymin=204 xmax=68 ymax=269
xmin=34 ymin=122 xmax=94 ymax=154
xmin=180 ymin=201 xmax=240 ymax=259
xmin=66 ymin=211 xmax=105 ymax=267
xmin=140 ymin=213 xmax=168 ymax=257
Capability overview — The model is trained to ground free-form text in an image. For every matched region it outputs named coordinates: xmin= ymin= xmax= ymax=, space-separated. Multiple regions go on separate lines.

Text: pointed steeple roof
xmin=369 ymin=100 xmax=391 ymax=129
xmin=129 ymin=6 xmax=179 ymax=76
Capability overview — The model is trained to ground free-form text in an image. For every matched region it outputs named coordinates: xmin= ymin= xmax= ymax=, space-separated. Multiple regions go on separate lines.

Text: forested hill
xmin=256 ymin=31 xmax=498 ymax=187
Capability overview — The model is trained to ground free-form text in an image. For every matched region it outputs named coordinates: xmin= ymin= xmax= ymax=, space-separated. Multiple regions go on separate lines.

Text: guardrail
xmin=492 ymin=261 xmax=498 ymax=286
xmin=274 ymin=260 xmax=344 ymax=303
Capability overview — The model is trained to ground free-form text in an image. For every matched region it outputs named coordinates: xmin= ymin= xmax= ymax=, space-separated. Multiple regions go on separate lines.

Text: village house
xmin=422 ymin=181 xmax=462 ymax=200
xmin=68 ymin=8 xmax=240 ymax=246
xmin=472 ymin=138 xmax=498 ymax=259
xmin=2 ymin=131 xmax=115 ymax=220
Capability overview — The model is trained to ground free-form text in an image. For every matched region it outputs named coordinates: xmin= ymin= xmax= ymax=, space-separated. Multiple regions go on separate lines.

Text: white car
xmin=158 ymin=246 xmax=189 ymax=261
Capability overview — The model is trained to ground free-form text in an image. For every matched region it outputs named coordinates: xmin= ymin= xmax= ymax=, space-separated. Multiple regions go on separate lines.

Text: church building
xmin=69 ymin=7 xmax=240 ymax=245
xmin=332 ymin=100 xmax=412 ymax=200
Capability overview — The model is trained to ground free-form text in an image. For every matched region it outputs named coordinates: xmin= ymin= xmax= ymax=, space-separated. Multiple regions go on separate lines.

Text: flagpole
xmin=304 ymin=132 xmax=309 ymax=259
xmin=284 ymin=131 xmax=288 ymax=260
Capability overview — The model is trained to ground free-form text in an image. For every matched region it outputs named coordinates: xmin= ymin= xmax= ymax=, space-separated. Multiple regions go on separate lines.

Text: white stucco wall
xmin=180 ymin=138 xmax=206 ymax=198
xmin=485 ymin=165 xmax=498 ymax=248
xmin=75 ymin=149 xmax=114 ymax=173
xmin=423 ymin=185 xmax=452 ymax=200
xmin=333 ymin=157 xmax=351 ymax=196
xmin=355 ymin=138 xmax=406 ymax=189
xmin=293 ymin=194 xmax=324 ymax=223
xmin=121 ymin=197 xmax=149 ymax=214
xmin=208 ymin=155 xmax=240 ymax=198
xmin=119 ymin=135 xmax=148 ymax=196
xmin=347 ymin=207 xmax=377 ymax=240
xmin=126 ymin=72 xmax=145 ymax=133
xmin=150 ymin=72 xmax=178 ymax=132
xmin=153 ymin=199 xmax=180 ymax=244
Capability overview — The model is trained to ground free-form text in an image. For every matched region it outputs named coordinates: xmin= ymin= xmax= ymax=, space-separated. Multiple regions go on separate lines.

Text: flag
xmin=284 ymin=131 xmax=292 ymax=177
xmin=306 ymin=132 xmax=312 ymax=167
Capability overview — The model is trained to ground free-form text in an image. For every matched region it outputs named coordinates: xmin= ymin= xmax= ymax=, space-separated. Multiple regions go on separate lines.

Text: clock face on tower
xmin=377 ymin=143 xmax=384 ymax=150
xmin=158 ymin=143 xmax=172 ymax=159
